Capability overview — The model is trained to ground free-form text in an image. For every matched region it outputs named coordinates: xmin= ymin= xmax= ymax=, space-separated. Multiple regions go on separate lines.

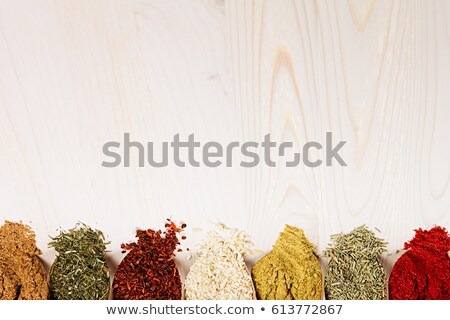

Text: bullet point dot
xmin=261 ymin=307 xmax=265 ymax=311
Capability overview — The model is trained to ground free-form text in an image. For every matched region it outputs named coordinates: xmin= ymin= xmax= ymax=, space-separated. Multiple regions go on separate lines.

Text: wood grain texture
xmin=0 ymin=0 xmax=449 ymax=276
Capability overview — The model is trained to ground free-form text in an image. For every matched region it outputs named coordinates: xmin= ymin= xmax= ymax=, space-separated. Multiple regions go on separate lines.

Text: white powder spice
xmin=185 ymin=223 xmax=255 ymax=300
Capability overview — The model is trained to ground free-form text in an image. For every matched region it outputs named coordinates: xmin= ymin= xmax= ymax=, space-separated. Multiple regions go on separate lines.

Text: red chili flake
xmin=389 ymin=226 xmax=450 ymax=299
xmin=112 ymin=220 xmax=186 ymax=300
xmin=181 ymin=235 xmax=186 ymax=240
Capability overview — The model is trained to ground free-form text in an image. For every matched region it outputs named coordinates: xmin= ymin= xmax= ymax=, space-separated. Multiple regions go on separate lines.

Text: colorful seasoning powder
xmin=113 ymin=220 xmax=185 ymax=300
xmin=389 ymin=226 xmax=450 ymax=299
xmin=0 ymin=221 xmax=48 ymax=299
xmin=251 ymin=225 xmax=322 ymax=300
xmin=49 ymin=223 xmax=110 ymax=300
xmin=323 ymin=225 xmax=388 ymax=300
xmin=184 ymin=223 xmax=255 ymax=300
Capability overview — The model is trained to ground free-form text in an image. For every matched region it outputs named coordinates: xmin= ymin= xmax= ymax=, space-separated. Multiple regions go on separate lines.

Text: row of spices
xmin=0 ymin=220 xmax=449 ymax=300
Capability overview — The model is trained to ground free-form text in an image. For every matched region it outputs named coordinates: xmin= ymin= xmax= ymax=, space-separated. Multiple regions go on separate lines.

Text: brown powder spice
xmin=0 ymin=221 xmax=48 ymax=299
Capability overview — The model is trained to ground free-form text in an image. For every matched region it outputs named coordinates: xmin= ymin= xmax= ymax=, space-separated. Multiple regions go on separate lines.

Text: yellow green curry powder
xmin=251 ymin=225 xmax=322 ymax=300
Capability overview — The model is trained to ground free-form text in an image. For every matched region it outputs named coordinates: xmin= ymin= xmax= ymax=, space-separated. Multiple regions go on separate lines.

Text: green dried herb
xmin=49 ymin=223 xmax=110 ymax=300
xmin=323 ymin=225 xmax=388 ymax=300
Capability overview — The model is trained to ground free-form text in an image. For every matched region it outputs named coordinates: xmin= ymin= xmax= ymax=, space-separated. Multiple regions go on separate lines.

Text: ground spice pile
xmin=323 ymin=225 xmax=387 ymax=300
xmin=185 ymin=224 xmax=254 ymax=300
xmin=49 ymin=223 xmax=110 ymax=300
xmin=0 ymin=221 xmax=48 ymax=299
xmin=251 ymin=225 xmax=322 ymax=300
xmin=113 ymin=220 xmax=185 ymax=300
xmin=389 ymin=226 xmax=450 ymax=300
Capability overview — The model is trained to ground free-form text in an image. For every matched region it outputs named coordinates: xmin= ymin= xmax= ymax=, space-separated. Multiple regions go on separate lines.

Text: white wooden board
xmin=0 ymin=0 xmax=449 ymax=276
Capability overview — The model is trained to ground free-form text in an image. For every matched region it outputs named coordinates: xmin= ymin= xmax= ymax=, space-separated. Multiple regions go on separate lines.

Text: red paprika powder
xmin=113 ymin=220 xmax=185 ymax=300
xmin=389 ymin=226 xmax=450 ymax=300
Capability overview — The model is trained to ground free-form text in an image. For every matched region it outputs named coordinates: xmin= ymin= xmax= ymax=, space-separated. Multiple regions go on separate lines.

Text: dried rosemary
xmin=49 ymin=223 xmax=110 ymax=300
xmin=323 ymin=225 xmax=388 ymax=300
